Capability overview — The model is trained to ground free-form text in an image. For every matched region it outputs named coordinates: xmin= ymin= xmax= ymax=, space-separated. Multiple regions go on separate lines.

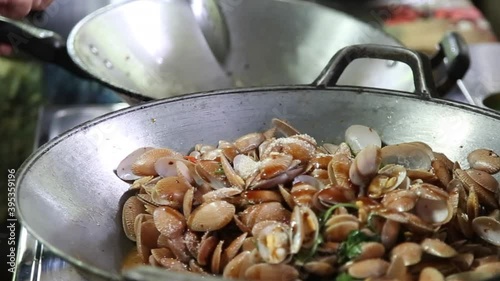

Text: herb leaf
xmin=337 ymin=230 xmax=378 ymax=264
xmin=321 ymin=203 xmax=358 ymax=224
xmin=214 ymin=164 xmax=225 ymax=175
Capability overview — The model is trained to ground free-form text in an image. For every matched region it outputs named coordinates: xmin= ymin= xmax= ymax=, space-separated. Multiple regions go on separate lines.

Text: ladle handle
xmin=0 ymin=16 xmax=90 ymax=78
xmin=313 ymin=44 xmax=436 ymax=99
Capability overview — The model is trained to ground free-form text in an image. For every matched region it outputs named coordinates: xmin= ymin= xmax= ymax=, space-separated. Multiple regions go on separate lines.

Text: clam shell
xmin=117 ymin=147 xmax=154 ymax=180
xmin=390 ymin=242 xmax=422 ymax=266
xmin=471 ymin=216 xmax=500 ymax=246
xmin=348 ymin=258 xmax=389 ymax=279
xmin=467 ymin=149 xmax=500 ymax=174
xmin=421 ymin=238 xmax=457 ymax=258
xmin=345 ymin=124 xmax=382 ymax=155
xmin=122 ymin=196 xmax=146 ymax=241
xmin=132 ymin=148 xmax=183 ymax=176
xmin=153 ymin=206 xmax=186 ymax=239
xmin=188 ymin=200 xmax=235 ymax=232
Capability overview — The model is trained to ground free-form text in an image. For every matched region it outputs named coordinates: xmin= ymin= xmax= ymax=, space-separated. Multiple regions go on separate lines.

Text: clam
xmin=219 ymin=140 xmax=239 ymax=162
xmin=242 ymin=190 xmax=283 ymax=205
xmin=314 ymin=185 xmax=356 ymax=208
xmin=465 ymin=169 xmax=499 ymax=194
xmin=220 ymin=153 xmax=245 ymax=189
xmin=324 ymin=214 xmax=360 ymax=242
xmin=256 ymin=222 xmax=291 ymax=264
xmin=154 ymin=157 xmax=185 ymax=178
xmin=202 ymin=187 xmax=242 ymax=203
xmin=322 ymin=143 xmax=339 ymax=154
xmin=385 ymin=255 xmax=408 ymax=281
xmin=159 ymin=258 xmax=188 ymax=272
xmin=381 ymin=189 xmax=418 ymax=212
xmin=290 ymin=181 xmax=319 ymax=207
xmin=211 ymin=240 xmax=224 ymax=274
xmin=304 ymin=260 xmax=336 ymax=276
xmin=272 ymin=118 xmax=301 ymax=137
xmin=348 ymin=258 xmax=390 ymax=279
xmin=136 ymin=220 xmax=160 ymax=262
xmin=419 ymin=267 xmax=445 ymax=281
xmin=150 ymin=176 xmax=189 ymax=208
xmin=345 ymin=124 xmax=382 ymax=155
xmin=188 ymin=200 xmax=235 ymax=232
xmin=381 ymin=219 xmax=400 ymax=250
xmin=222 ymin=232 xmax=248 ymax=268
xmin=381 ymin=143 xmax=432 ymax=171
xmin=471 ymin=216 xmax=500 ymax=246
xmin=349 ymin=144 xmax=382 ymax=188
xmin=233 ymin=154 xmax=260 ymax=180
xmin=151 ymin=248 xmax=175 ymax=263
xmin=122 ymin=196 xmax=146 ymax=241
xmin=354 ymin=242 xmax=385 ymax=261
xmin=189 ymin=259 xmax=208 ymax=274
xmin=259 ymin=153 xmax=293 ymax=180
xmin=261 ymin=136 xmax=316 ymax=164
xmin=238 ymin=202 xmax=290 ymax=232
xmin=182 ymin=187 xmax=195 ymax=218
xmin=390 ymin=242 xmax=422 ymax=266
xmin=368 ymin=164 xmax=407 ymax=198
xmin=421 ymin=238 xmax=457 ymax=258
xmin=247 ymin=166 xmax=303 ymax=190
xmin=197 ymin=234 xmax=218 ymax=266
xmin=117 ymin=147 xmax=154 ymax=180
xmin=223 ymin=251 xmax=252 ymax=279
xmin=153 ymin=206 xmax=186 ymax=239
xmin=309 ymin=154 xmax=333 ymax=171
xmin=467 ymin=149 xmax=500 ymax=174
xmin=328 ymin=153 xmax=352 ymax=189
xmin=234 ymin=132 xmax=266 ymax=153
xmin=132 ymin=148 xmax=183 ymax=176
xmin=290 ymin=206 xmax=319 ymax=252
xmin=195 ymin=160 xmax=228 ymax=190
xmin=244 ymin=263 xmax=299 ymax=281
xmin=454 ymin=169 xmax=498 ymax=209
xmin=432 ymin=159 xmax=452 ymax=187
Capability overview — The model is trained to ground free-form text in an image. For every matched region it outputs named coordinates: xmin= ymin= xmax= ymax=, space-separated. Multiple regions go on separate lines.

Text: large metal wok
xmin=15 ymin=44 xmax=499 ymax=281
xmin=0 ymin=0 xmax=468 ymax=103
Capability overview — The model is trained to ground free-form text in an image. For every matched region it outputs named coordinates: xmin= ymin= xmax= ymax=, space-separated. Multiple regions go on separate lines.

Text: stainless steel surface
xmin=14 ymin=104 xmax=128 ymax=281
xmin=67 ymin=0 xmax=414 ymax=101
xmin=15 ymin=44 xmax=500 ymax=280
xmin=188 ymin=0 xmax=230 ymax=64
xmin=454 ymin=43 xmax=500 ymax=111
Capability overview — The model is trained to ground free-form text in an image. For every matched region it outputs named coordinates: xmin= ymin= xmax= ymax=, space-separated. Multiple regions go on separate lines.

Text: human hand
xmin=0 ymin=0 xmax=54 ymax=55
xmin=0 ymin=0 xmax=53 ymax=19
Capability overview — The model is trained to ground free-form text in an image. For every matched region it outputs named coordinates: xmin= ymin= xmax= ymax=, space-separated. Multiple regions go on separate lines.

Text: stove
xmin=13 ymin=103 xmax=128 ymax=281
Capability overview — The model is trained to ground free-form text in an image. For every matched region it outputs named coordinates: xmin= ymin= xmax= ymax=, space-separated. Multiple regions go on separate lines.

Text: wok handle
xmin=0 ymin=16 xmax=91 ymax=79
xmin=430 ymin=31 xmax=470 ymax=94
xmin=313 ymin=44 xmax=436 ymax=99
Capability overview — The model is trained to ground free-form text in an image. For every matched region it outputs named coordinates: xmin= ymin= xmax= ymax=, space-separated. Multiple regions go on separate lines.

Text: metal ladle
xmin=0 ymin=0 xmax=230 ymax=75
xmin=188 ymin=0 xmax=230 ymax=64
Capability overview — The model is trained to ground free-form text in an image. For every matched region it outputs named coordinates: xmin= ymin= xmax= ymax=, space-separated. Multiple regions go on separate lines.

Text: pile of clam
xmin=117 ymin=119 xmax=500 ymax=281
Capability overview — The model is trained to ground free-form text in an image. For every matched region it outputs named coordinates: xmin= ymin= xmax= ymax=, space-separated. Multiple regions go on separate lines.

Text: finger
xmin=32 ymin=0 xmax=53 ymax=10
xmin=0 ymin=44 xmax=13 ymax=56
xmin=0 ymin=0 xmax=32 ymax=19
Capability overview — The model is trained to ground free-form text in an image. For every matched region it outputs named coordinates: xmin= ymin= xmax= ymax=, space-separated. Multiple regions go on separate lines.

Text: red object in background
xmin=382 ymin=5 xmax=423 ymax=25
xmin=434 ymin=7 xmax=483 ymax=23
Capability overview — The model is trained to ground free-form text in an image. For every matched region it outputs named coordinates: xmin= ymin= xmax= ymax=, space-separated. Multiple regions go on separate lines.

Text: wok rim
xmin=15 ymin=85 xmax=500 ymax=280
